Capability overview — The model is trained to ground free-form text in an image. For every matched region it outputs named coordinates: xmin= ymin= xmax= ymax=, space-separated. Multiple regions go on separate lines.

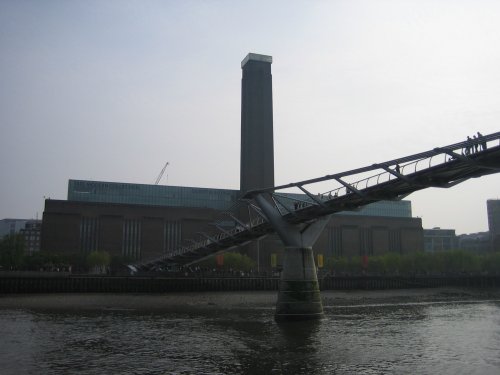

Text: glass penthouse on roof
xmin=68 ymin=180 xmax=239 ymax=210
xmin=68 ymin=180 xmax=412 ymax=218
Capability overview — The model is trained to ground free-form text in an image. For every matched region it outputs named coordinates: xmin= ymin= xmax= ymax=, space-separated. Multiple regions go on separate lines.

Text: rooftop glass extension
xmin=68 ymin=180 xmax=411 ymax=217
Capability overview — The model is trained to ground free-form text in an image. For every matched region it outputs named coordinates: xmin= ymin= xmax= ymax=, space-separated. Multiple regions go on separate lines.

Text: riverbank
xmin=1 ymin=287 xmax=500 ymax=311
xmin=2 ymin=274 xmax=499 ymax=294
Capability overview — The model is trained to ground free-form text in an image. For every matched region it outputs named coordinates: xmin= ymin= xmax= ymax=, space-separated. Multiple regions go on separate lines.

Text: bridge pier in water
xmin=275 ymin=246 xmax=323 ymax=321
xmin=254 ymin=194 xmax=329 ymax=321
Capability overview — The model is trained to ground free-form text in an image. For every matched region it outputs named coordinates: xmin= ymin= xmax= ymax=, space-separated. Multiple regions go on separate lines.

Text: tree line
xmin=0 ymin=234 xmax=130 ymax=273
xmin=322 ymin=250 xmax=500 ymax=276
xmin=2 ymin=233 xmax=500 ymax=275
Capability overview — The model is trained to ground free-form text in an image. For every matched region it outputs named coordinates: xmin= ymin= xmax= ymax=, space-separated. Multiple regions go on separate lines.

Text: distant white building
xmin=0 ymin=219 xmax=29 ymax=238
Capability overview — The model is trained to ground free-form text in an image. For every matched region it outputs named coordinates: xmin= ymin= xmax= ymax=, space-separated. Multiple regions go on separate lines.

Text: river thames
xmin=1 ymin=289 xmax=500 ymax=374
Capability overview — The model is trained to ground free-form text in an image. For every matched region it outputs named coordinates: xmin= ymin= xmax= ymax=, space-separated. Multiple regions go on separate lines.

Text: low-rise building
xmin=20 ymin=220 xmax=42 ymax=255
xmin=457 ymin=232 xmax=491 ymax=253
xmin=0 ymin=218 xmax=29 ymax=238
xmin=42 ymin=180 xmax=424 ymax=271
xmin=423 ymin=228 xmax=457 ymax=253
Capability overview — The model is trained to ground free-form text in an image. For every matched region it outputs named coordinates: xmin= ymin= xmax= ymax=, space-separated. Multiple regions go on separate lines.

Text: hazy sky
xmin=1 ymin=0 xmax=499 ymax=234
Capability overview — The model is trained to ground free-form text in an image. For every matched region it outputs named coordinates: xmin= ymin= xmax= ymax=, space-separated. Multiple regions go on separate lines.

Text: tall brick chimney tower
xmin=240 ymin=53 xmax=274 ymax=194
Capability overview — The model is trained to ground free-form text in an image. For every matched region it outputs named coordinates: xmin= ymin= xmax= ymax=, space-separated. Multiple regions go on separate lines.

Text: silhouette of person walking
xmin=477 ymin=132 xmax=487 ymax=151
xmin=465 ymin=136 xmax=472 ymax=155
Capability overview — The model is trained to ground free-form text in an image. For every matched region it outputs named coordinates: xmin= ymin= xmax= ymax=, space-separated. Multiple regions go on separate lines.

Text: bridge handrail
xmin=272 ymin=133 xmax=499 ymax=202
xmin=244 ymin=131 xmax=500 ymax=198
xmin=136 ymin=131 xmax=500 ymax=270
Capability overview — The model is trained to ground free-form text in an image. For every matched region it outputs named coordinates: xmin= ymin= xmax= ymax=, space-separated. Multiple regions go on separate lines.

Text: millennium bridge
xmin=132 ymin=131 xmax=500 ymax=320
xmin=135 ymin=131 xmax=500 ymax=270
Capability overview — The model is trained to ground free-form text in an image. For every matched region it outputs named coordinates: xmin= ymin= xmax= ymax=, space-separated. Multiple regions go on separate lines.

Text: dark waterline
xmin=1 ymin=298 xmax=500 ymax=374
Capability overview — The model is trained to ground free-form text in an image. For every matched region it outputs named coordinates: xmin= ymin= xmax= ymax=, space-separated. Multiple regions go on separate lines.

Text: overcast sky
xmin=1 ymin=0 xmax=499 ymax=234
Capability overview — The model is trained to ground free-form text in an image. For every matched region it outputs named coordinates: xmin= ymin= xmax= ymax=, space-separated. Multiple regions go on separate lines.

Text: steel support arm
xmin=255 ymin=193 xmax=330 ymax=248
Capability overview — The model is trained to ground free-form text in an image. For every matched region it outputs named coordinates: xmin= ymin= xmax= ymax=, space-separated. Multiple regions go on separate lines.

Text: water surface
xmin=1 ymin=298 xmax=500 ymax=374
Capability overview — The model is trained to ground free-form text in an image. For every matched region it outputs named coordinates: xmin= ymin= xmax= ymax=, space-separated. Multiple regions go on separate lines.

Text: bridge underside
xmin=134 ymin=133 xmax=500 ymax=272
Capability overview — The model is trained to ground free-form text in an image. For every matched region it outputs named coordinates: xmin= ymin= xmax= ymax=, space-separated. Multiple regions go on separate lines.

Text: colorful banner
xmin=317 ymin=254 xmax=324 ymax=268
xmin=271 ymin=253 xmax=277 ymax=268
xmin=362 ymin=255 xmax=368 ymax=269
xmin=216 ymin=254 xmax=224 ymax=267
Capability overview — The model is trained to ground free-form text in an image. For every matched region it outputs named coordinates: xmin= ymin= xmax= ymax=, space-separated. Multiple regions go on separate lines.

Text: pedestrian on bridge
xmin=465 ymin=136 xmax=472 ymax=155
xmin=473 ymin=135 xmax=479 ymax=153
xmin=477 ymin=132 xmax=487 ymax=151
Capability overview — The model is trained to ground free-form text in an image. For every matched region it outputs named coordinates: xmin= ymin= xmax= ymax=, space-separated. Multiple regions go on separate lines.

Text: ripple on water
xmin=0 ymin=301 xmax=499 ymax=374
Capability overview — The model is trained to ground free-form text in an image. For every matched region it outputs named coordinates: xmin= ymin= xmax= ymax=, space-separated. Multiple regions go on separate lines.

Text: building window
xmin=80 ymin=217 xmax=99 ymax=253
xmin=164 ymin=220 xmax=181 ymax=253
xmin=123 ymin=219 xmax=141 ymax=260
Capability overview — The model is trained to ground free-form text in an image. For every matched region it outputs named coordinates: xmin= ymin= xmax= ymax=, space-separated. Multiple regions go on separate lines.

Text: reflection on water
xmin=1 ymin=300 xmax=500 ymax=374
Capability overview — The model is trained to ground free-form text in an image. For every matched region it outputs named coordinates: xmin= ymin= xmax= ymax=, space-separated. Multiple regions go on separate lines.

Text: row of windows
xmin=424 ymin=237 xmax=456 ymax=252
xmin=79 ymin=217 xmax=181 ymax=260
xmin=68 ymin=180 xmax=412 ymax=218
xmin=326 ymin=226 xmax=405 ymax=256
xmin=424 ymin=231 xmax=455 ymax=237
xmin=69 ymin=180 xmax=238 ymax=210
xmin=164 ymin=221 xmax=181 ymax=253
xmin=340 ymin=201 xmax=412 ymax=218
xmin=80 ymin=217 xmax=99 ymax=253
xmin=258 ymin=193 xmax=412 ymax=218
xmin=123 ymin=219 xmax=141 ymax=259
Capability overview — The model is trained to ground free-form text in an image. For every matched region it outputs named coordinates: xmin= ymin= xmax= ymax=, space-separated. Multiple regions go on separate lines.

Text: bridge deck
xmin=135 ymin=132 xmax=500 ymax=271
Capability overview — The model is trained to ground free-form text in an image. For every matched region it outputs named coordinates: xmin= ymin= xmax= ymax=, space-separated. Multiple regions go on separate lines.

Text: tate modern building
xmin=41 ymin=54 xmax=423 ymax=269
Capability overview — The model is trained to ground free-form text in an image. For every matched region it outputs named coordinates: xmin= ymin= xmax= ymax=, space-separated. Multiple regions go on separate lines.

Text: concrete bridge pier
xmin=254 ymin=194 xmax=329 ymax=321
xmin=275 ymin=246 xmax=323 ymax=321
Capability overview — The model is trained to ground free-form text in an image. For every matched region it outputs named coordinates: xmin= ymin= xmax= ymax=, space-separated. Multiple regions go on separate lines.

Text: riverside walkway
xmin=1 ymin=274 xmax=500 ymax=293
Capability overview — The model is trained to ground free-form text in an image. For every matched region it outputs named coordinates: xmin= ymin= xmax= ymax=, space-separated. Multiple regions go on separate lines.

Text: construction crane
xmin=154 ymin=162 xmax=169 ymax=185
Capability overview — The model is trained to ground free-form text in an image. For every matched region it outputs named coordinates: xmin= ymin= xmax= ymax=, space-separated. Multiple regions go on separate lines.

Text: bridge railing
xmin=253 ymin=132 xmax=499 ymax=199
xmin=284 ymin=133 xmax=500 ymax=205
xmin=135 ymin=131 xmax=500 ymax=270
xmin=228 ymin=132 xmax=495 ymax=242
